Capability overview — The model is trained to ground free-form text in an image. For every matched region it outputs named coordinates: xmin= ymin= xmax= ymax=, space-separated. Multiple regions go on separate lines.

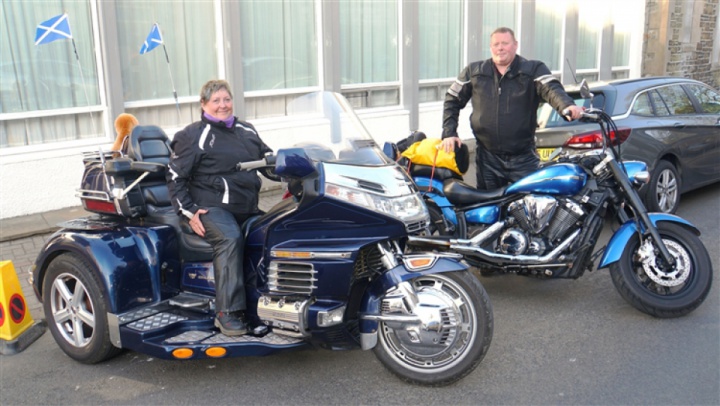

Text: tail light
xmin=563 ymin=128 xmax=631 ymax=149
xmin=82 ymin=199 xmax=119 ymax=215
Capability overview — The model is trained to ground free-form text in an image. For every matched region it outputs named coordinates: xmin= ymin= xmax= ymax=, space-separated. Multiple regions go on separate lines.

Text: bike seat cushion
xmin=443 ymin=179 xmax=506 ymax=205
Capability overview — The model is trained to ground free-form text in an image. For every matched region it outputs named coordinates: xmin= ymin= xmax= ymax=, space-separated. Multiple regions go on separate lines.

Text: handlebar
xmin=561 ymin=108 xmax=600 ymax=122
xmin=237 ymin=155 xmax=277 ymax=171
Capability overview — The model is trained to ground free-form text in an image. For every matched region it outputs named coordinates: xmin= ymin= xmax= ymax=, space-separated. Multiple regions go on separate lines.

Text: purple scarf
xmin=203 ymin=112 xmax=235 ymax=128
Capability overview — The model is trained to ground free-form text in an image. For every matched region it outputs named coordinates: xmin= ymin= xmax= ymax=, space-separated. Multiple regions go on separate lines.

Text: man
xmin=441 ymin=27 xmax=583 ymax=190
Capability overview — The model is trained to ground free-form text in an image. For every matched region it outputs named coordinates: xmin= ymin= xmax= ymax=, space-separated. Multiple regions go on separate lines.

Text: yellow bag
xmin=401 ymin=138 xmax=467 ymax=175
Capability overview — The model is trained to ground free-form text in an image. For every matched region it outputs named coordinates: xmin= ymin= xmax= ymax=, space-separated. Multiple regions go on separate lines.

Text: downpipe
xmin=409 ymin=221 xmax=582 ymax=266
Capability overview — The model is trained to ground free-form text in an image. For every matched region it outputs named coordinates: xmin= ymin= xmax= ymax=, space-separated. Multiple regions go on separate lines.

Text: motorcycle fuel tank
xmin=506 ymin=163 xmax=587 ymax=196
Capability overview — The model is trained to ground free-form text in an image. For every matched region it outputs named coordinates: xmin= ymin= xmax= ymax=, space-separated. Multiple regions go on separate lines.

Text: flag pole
xmin=162 ymin=43 xmax=182 ymax=122
xmin=70 ymin=37 xmax=98 ymax=137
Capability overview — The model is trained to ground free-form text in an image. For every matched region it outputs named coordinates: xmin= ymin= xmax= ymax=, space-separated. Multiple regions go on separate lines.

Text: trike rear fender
xmin=33 ymin=220 xmax=179 ymax=314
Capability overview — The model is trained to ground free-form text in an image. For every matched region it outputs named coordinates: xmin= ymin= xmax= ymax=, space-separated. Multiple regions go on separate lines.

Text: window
xmin=537 ymin=93 xmax=606 ymax=129
xmin=631 ymin=92 xmax=653 ymax=116
xmin=535 ymin=0 xmax=564 ymax=71
xmin=577 ymin=3 xmax=603 ymax=70
xmin=418 ymin=0 xmax=462 ymax=102
xmin=655 ymin=86 xmax=696 ymax=115
xmin=239 ymin=0 xmax=318 ymax=92
xmin=684 ymin=84 xmax=720 ymax=114
xmin=649 ymin=90 xmax=670 ymax=117
xmin=340 ymin=0 xmax=399 ymax=108
xmin=610 ymin=3 xmax=634 ymax=67
xmin=1 ymin=2 xmax=101 ymax=146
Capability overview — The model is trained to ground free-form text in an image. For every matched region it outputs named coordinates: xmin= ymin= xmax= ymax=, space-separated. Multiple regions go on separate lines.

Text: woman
xmin=167 ymin=79 xmax=276 ymax=336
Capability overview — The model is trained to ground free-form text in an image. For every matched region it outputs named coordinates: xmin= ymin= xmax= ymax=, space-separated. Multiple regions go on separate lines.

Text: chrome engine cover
xmin=498 ymin=228 xmax=529 ymax=255
xmin=508 ymin=195 xmax=558 ymax=234
xmin=257 ymin=296 xmax=311 ymax=338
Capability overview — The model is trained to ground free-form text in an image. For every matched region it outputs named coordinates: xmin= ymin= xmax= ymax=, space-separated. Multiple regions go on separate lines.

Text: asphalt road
xmin=1 ymin=184 xmax=718 ymax=405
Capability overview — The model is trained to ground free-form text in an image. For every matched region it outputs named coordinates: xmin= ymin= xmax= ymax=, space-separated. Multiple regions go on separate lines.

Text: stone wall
xmin=643 ymin=0 xmax=720 ymax=89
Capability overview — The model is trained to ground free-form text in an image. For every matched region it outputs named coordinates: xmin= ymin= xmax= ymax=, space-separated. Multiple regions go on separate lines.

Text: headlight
xmin=325 ymin=183 xmax=428 ymax=223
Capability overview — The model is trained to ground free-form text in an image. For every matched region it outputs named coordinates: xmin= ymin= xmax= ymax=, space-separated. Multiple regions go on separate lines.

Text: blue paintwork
xmin=35 ymin=223 xmax=179 ymax=314
xmin=275 ymin=147 xmax=316 ymax=178
xmin=620 ymin=160 xmax=648 ymax=183
xmin=506 ymin=163 xmax=587 ymax=195
xmin=465 ymin=206 xmax=500 ymax=224
xmin=598 ymin=213 xmax=699 ymax=268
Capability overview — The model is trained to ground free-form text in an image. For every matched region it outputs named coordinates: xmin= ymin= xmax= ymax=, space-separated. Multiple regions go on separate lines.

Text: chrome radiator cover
xmin=257 ymin=296 xmax=311 ymax=338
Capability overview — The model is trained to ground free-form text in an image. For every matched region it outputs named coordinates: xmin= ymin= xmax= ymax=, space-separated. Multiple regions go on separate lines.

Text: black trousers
xmin=200 ymin=207 xmax=254 ymax=313
xmin=475 ymin=144 xmax=540 ymax=190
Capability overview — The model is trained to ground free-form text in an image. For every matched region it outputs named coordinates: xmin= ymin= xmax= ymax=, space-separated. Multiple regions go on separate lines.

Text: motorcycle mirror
xmin=579 ymin=79 xmax=594 ymax=100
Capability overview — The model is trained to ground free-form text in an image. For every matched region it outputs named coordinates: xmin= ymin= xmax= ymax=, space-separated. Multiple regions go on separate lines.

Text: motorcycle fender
xmin=33 ymin=225 xmax=177 ymax=314
xmin=598 ymin=214 xmax=699 ymax=269
xmin=358 ymin=257 xmax=467 ymax=350
xmin=415 ymin=178 xmax=446 ymax=196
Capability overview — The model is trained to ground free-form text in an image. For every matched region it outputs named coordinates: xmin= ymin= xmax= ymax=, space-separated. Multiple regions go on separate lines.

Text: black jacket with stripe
xmin=167 ymin=116 xmax=273 ymax=218
xmin=442 ymin=55 xmax=574 ymax=155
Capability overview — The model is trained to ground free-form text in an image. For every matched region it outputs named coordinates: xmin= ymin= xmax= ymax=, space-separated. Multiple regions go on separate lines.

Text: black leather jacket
xmin=442 ymin=55 xmax=574 ymax=155
xmin=167 ymin=116 xmax=273 ymax=218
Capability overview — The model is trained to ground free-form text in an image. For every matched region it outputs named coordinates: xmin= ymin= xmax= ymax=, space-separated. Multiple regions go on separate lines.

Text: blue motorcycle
xmin=30 ymin=92 xmax=492 ymax=386
xmin=399 ymin=81 xmax=712 ymax=318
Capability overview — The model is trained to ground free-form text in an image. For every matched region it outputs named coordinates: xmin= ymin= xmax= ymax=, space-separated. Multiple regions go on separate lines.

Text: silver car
xmin=536 ymin=77 xmax=720 ymax=213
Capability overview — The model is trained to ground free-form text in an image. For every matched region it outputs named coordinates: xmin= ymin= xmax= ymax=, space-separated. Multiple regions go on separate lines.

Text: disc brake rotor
xmin=636 ymin=238 xmax=691 ymax=287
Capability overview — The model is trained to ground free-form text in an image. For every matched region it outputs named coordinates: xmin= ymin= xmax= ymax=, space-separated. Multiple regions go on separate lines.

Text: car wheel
xmin=645 ymin=160 xmax=680 ymax=214
xmin=43 ymin=253 xmax=122 ymax=364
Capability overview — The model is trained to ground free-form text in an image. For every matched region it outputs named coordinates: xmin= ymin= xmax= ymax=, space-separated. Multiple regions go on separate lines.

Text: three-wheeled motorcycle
xmin=30 ymin=91 xmax=493 ymax=386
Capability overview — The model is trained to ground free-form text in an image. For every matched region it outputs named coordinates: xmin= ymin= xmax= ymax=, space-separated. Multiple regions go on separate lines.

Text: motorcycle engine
xmin=499 ymin=195 xmax=585 ymax=255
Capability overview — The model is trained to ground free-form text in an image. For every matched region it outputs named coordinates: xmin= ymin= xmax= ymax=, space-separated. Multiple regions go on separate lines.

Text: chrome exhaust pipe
xmin=451 ymin=229 xmax=581 ymax=265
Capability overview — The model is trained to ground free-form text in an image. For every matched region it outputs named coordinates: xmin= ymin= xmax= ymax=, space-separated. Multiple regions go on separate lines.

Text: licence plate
xmin=537 ymin=148 xmax=557 ymax=162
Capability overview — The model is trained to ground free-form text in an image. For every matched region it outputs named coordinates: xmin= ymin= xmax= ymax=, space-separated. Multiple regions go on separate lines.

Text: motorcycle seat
xmin=443 ymin=179 xmax=506 ymax=206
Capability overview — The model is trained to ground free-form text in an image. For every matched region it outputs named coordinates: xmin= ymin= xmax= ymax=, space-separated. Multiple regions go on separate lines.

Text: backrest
xmin=121 ymin=125 xmax=174 ymax=213
xmin=126 ymin=125 xmax=172 ymax=165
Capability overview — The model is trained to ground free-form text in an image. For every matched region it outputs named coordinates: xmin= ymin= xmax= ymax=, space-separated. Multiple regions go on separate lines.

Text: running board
xmin=108 ymin=294 xmax=307 ymax=359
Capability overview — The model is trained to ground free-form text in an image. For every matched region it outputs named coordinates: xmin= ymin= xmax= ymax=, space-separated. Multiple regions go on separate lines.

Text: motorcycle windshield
xmin=285 ymin=91 xmax=393 ymax=166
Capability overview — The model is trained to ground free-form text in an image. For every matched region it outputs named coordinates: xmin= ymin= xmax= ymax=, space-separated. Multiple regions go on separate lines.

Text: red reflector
xmin=564 ymin=128 xmax=631 ymax=149
xmin=83 ymin=199 xmax=117 ymax=214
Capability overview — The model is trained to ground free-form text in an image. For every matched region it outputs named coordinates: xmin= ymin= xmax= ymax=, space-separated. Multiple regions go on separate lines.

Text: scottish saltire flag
xmin=140 ymin=24 xmax=163 ymax=55
xmin=35 ymin=13 xmax=72 ymax=45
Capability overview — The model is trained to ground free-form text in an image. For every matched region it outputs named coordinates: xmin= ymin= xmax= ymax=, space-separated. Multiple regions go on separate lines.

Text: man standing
xmin=441 ymin=27 xmax=583 ymax=190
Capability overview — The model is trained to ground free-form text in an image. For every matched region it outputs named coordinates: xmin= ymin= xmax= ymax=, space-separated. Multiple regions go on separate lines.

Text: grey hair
xmin=200 ymin=79 xmax=233 ymax=103
xmin=491 ymin=27 xmax=516 ymax=41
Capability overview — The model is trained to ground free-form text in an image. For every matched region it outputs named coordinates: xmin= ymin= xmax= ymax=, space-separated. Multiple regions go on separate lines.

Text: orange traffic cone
xmin=0 ymin=260 xmax=46 ymax=355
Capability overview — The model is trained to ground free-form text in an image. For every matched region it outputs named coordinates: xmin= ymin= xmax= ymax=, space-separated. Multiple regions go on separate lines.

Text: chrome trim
xmin=76 ymin=188 xmax=112 ymax=201
xmin=107 ymin=313 xmax=121 ymax=348
xmin=360 ymin=332 xmax=378 ymax=350
xmin=269 ymin=251 xmax=352 ymax=259
xmin=450 ymin=229 xmax=582 ymax=265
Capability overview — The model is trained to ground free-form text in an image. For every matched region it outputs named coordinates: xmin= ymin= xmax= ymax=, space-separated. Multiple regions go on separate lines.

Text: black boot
xmin=215 ymin=311 xmax=248 ymax=336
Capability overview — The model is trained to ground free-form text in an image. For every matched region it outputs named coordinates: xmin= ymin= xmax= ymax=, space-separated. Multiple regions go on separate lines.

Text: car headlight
xmin=325 ymin=183 xmax=428 ymax=223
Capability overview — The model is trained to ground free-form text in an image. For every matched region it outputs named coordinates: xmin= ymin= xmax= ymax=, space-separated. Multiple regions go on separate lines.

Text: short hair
xmin=491 ymin=27 xmax=516 ymax=41
xmin=200 ymin=79 xmax=233 ymax=103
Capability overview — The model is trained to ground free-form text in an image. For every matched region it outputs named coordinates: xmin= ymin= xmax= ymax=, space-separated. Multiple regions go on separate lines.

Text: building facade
xmin=0 ymin=0 xmax=716 ymax=219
